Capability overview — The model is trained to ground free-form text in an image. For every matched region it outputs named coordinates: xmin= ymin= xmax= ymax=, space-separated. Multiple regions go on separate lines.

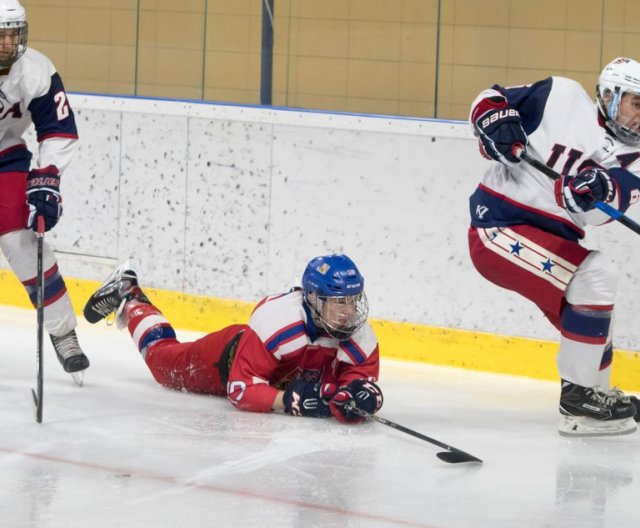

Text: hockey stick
xmin=31 ymin=215 xmax=45 ymax=423
xmin=513 ymin=146 xmax=640 ymax=236
xmin=344 ymin=403 xmax=483 ymax=464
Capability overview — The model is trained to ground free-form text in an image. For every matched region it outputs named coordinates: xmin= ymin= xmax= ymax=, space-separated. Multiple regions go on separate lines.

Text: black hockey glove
xmin=556 ymin=167 xmax=616 ymax=213
xmin=282 ymin=380 xmax=335 ymax=418
xmin=26 ymin=165 xmax=63 ymax=232
xmin=472 ymin=96 xmax=528 ymax=164
xmin=329 ymin=379 xmax=383 ymax=424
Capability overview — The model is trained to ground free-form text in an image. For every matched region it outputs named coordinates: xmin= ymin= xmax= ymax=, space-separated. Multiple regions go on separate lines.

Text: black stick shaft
xmin=345 ymin=403 xmax=482 ymax=463
xmin=369 ymin=414 xmax=455 ymax=450
xmin=34 ymin=215 xmax=45 ymax=423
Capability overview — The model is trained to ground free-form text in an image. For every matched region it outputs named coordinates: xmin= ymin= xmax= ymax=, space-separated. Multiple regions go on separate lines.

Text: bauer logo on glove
xmin=479 ymin=108 xmax=520 ymax=129
xmin=471 ymin=94 xmax=528 ymax=164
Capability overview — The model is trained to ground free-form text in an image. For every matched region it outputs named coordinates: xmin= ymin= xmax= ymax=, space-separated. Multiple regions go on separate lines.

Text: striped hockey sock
xmin=125 ymin=301 xmax=178 ymax=359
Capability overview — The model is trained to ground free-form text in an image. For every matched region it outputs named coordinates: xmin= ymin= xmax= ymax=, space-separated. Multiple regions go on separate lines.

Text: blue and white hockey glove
xmin=556 ymin=167 xmax=616 ymax=213
xmin=472 ymin=96 xmax=528 ymax=164
xmin=329 ymin=379 xmax=383 ymax=424
xmin=26 ymin=165 xmax=63 ymax=232
xmin=283 ymin=380 xmax=336 ymax=418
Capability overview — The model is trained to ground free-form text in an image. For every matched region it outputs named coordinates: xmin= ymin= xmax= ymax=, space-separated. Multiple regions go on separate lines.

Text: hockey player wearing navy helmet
xmin=468 ymin=57 xmax=640 ymax=437
xmin=84 ymin=254 xmax=383 ymax=423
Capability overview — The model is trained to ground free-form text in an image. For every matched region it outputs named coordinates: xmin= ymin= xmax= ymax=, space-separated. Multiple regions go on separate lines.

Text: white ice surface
xmin=1 ymin=305 xmax=638 ymax=528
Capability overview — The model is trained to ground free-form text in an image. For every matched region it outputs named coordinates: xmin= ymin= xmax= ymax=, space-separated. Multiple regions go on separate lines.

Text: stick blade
xmin=436 ymin=450 xmax=483 ymax=464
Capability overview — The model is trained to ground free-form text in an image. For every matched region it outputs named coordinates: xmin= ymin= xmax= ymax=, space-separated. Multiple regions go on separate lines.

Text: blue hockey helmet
xmin=302 ymin=253 xmax=369 ymax=340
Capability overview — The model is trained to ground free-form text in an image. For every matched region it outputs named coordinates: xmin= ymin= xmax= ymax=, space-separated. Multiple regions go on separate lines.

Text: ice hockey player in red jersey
xmin=83 ymin=254 xmax=383 ymax=422
xmin=468 ymin=57 xmax=640 ymax=436
xmin=0 ymin=0 xmax=89 ymax=378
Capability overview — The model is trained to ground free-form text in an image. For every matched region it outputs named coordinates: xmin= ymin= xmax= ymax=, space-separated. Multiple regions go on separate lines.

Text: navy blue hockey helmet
xmin=302 ymin=253 xmax=369 ymax=340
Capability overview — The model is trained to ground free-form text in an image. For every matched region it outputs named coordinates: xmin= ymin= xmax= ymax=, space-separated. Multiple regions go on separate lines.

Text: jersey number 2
xmin=53 ymin=91 xmax=70 ymax=121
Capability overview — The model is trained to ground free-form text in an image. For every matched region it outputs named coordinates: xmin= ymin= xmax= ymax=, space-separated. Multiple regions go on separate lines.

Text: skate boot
xmin=558 ymin=380 xmax=637 ymax=436
xmin=50 ymin=329 xmax=90 ymax=386
xmin=604 ymin=386 xmax=640 ymax=423
xmin=83 ymin=264 xmax=150 ymax=327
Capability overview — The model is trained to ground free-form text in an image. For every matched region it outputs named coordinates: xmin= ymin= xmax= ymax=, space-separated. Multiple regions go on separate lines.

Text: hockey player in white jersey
xmin=0 ymin=0 xmax=89 ymax=377
xmin=468 ymin=57 xmax=640 ymax=436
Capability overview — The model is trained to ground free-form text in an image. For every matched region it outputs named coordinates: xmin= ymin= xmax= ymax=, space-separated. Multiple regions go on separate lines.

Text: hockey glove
xmin=472 ymin=96 xmax=527 ymax=164
xmin=282 ymin=380 xmax=336 ymax=418
xmin=329 ymin=379 xmax=384 ymax=424
xmin=555 ymin=167 xmax=616 ymax=213
xmin=26 ymin=165 xmax=63 ymax=232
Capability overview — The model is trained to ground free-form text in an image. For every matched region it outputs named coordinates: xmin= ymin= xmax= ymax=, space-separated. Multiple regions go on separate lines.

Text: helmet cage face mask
xmin=597 ymin=57 xmax=640 ymax=146
xmin=0 ymin=0 xmax=27 ymax=68
xmin=0 ymin=23 xmax=28 ymax=68
xmin=309 ymin=292 xmax=369 ymax=341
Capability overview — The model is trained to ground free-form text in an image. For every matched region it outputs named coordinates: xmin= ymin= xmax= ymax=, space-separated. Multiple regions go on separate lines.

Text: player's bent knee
xmin=566 ymin=251 xmax=618 ymax=306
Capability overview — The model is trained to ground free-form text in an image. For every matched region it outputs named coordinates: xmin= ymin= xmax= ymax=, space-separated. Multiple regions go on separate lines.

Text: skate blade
xmin=71 ymin=371 xmax=85 ymax=387
xmin=559 ymin=415 xmax=637 ymax=437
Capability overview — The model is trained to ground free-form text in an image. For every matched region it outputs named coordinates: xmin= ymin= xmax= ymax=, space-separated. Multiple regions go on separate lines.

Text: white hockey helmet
xmin=597 ymin=57 xmax=640 ymax=145
xmin=0 ymin=0 xmax=27 ymax=68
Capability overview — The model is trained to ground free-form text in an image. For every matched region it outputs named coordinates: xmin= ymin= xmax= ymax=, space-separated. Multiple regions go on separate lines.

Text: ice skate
xmin=558 ymin=380 xmax=637 ymax=436
xmin=604 ymin=386 xmax=640 ymax=423
xmin=83 ymin=263 xmax=149 ymax=328
xmin=50 ymin=329 xmax=90 ymax=386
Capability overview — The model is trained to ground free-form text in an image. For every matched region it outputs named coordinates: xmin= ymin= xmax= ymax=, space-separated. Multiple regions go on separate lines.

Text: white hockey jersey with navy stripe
xmin=469 ymin=77 xmax=640 ymax=241
xmin=0 ymin=47 xmax=77 ymax=173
